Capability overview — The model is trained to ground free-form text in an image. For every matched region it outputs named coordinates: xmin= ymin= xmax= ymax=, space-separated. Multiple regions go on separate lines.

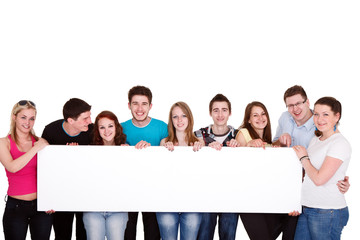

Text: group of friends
xmin=0 ymin=85 xmax=351 ymax=240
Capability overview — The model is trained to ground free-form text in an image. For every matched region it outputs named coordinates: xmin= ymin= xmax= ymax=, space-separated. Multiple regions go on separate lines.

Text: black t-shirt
xmin=41 ymin=119 xmax=93 ymax=145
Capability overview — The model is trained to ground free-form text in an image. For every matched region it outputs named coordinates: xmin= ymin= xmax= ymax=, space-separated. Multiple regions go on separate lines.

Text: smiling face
xmin=14 ymin=108 xmax=36 ymax=134
xmin=128 ymin=95 xmax=152 ymax=125
xmin=285 ymin=94 xmax=311 ymax=125
xmin=313 ymin=104 xmax=340 ymax=135
xmin=248 ymin=106 xmax=268 ymax=131
xmin=69 ymin=111 xmax=92 ymax=132
xmin=171 ymin=106 xmax=189 ymax=132
xmin=98 ymin=117 xmax=116 ymax=145
xmin=210 ymin=101 xmax=231 ymax=127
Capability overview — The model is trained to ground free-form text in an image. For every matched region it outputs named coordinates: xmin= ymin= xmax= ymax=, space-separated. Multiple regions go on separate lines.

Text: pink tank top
xmin=6 ymin=135 xmax=37 ymax=196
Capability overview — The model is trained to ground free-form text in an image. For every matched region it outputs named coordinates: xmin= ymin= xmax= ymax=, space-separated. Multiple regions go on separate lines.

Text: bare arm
xmin=0 ymin=137 xmax=48 ymax=173
xmin=293 ymin=145 xmax=343 ymax=186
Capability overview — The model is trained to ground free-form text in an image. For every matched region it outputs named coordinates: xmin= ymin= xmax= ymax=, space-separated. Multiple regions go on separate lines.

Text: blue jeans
xmin=2 ymin=196 xmax=53 ymax=240
xmin=156 ymin=212 xmax=202 ymax=240
xmin=197 ymin=213 xmax=239 ymax=240
xmin=83 ymin=212 xmax=128 ymax=240
xmin=294 ymin=206 xmax=349 ymax=240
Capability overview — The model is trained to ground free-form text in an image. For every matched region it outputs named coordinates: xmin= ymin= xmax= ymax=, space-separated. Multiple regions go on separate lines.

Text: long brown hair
xmin=165 ymin=102 xmax=198 ymax=145
xmin=239 ymin=101 xmax=272 ymax=144
xmin=92 ymin=111 xmax=126 ymax=145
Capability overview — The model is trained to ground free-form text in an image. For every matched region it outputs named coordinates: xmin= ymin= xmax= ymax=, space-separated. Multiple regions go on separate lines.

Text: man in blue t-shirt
xmin=122 ymin=85 xmax=168 ymax=240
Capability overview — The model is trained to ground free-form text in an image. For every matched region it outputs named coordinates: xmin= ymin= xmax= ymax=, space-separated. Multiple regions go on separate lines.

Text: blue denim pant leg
xmin=157 ymin=212 xmax=179 ymax=240
xmin=197 ymin=213 xmax=217 ymax=240
xmin=218 ymin=213 xmax=239 ymax=240
xmin=157 ymin=212 xmax=202 ymax=240
xmin=179 ymin=213 xmax=202 ymax=240
xmin=295 ymin=207 xmax=349 ymax=240
xmin=83 ymin=212 xmax=128 ymax=240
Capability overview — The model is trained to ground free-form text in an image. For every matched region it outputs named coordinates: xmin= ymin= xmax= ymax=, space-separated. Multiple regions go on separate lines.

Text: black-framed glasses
xmin=286 ymin=99 xmax=307 ymax=110
xmin=18 ymin=100 xmax=36 ymax=107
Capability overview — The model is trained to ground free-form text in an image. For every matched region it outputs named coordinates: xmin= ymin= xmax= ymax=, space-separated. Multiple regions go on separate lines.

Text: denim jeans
xmin=83 ymin=212 xmax=128 ymax=240
xmin=197 ymin=213 xmax=239 ymax=240
xmin=2 ymin=196 xmax=53 ymax=240
xmin=294 ymin=206 xmax=349 ymax=240
xmin=156 ymin=212 xmax=202 ymax=240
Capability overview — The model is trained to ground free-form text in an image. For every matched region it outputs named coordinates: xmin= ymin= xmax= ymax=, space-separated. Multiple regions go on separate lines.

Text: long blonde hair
xmin=165 ymin=102 xmax=198 ymax=145
xmin=9 ymin=101 xmax=38 ymax=144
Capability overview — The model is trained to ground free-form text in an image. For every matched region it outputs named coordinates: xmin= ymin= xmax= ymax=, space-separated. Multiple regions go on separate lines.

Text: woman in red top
xmin=0 ymin=100 xmax=53 ymax=240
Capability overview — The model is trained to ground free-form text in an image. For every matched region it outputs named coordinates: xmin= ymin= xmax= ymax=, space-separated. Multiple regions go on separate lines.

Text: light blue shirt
xmin=273 ymin=111 xmax=315 ymax=148
xmin=121 ymin=118 xmax=168 ymax=146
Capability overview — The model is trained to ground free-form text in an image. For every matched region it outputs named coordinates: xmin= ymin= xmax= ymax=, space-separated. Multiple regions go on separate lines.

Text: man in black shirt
xmin=41 ymin=98 xmax=93 ymax=240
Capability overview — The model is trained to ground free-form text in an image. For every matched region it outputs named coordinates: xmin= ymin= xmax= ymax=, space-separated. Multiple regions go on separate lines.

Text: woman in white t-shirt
xmin=293 ymin=96 xmax=351 ymax=240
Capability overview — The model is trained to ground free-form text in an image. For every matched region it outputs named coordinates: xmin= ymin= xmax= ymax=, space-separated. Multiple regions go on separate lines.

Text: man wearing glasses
xmin=270 ymin=85 xmax=350 ymax=240
xmin=273 ymin=85 xmax=314 ymax=148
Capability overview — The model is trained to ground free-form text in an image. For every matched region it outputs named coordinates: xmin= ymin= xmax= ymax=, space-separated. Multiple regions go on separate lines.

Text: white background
xmin=0 ymin=1 xmax=359 ymax=239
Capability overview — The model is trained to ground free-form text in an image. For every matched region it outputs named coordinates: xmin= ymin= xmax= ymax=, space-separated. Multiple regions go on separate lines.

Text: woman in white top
xmin=293 ymin=97 xmax=351 ymax=240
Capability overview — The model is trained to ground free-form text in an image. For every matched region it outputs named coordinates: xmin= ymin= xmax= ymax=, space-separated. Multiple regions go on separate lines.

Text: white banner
xmin=37 ymin=146 xmax=302 ymax=213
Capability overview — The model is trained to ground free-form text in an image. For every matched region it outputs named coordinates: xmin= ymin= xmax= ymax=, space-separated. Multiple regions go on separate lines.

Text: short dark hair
xmin=283 ymin=85 xmax=308 ymax=103
xmin=209 ymin=94 xmax=231 ymax=114
xmin=128 ymin=85 xmax=152 ymax=104
xmin=63 ymin=98 xmax=91 ymax=121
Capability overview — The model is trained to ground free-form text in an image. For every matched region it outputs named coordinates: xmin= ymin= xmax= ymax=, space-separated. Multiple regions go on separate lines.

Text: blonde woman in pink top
xmin=0 ymin=100 xmax=53 ymax=240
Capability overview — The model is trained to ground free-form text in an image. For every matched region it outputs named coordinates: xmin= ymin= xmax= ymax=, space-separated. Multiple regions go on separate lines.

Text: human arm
xmin=235 ymin=131 xmax=247 ymax=147
xmin=293 ymin=145 xmax=343 ymax=186
xmin=0 ymin=137 xmax=48 ymax=173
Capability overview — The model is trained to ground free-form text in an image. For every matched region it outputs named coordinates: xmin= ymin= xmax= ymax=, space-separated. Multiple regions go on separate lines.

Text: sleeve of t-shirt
xmin=327 ymin=137 xmax=352 ymax=162
xmin=41 ymin=125 xmax=51 ymax=142
xmin=160 ymin=121 xmax=168 ymax=139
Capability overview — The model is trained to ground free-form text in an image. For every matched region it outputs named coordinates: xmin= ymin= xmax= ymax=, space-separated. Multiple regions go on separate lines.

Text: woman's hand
xmin=34 ymin=138 xmax=49 ymax=151
xmin=293 ymin=145 xmax=308 ymax=160
xmin=192 ymin=141 xmax=203 ymax=152
xmin=246 ymin=139 xmax=266 ymax=149
xmin=164 ymin=141 xmax=174 ymax=151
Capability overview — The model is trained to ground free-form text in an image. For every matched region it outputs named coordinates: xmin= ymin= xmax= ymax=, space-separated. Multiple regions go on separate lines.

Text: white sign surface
xmin=38 ymin=146 xmax=302 ymax=213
